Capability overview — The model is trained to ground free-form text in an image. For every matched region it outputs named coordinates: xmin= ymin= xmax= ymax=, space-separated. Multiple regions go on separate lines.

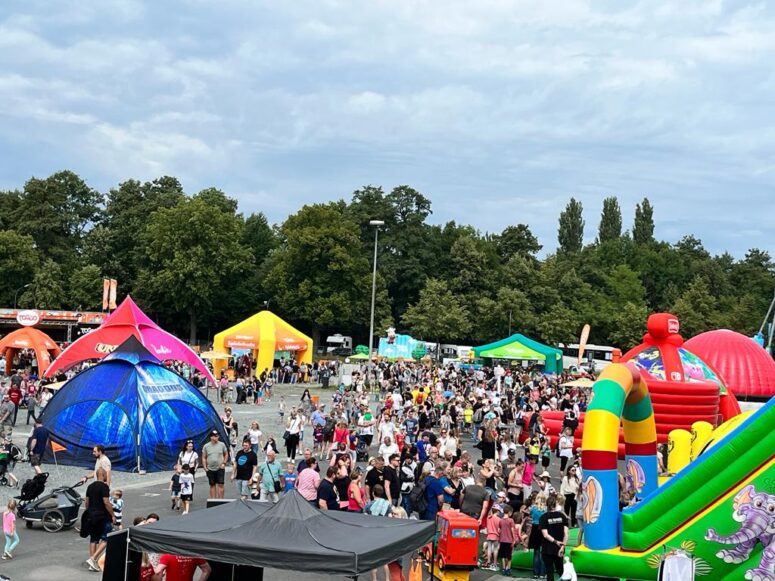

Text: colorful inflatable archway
xmin=581 ymin=363 xmax=659 ymax=550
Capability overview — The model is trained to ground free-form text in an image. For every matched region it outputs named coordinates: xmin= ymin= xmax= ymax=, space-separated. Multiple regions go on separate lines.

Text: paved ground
xmin=0 ymin=384 xmax=578 ymax=580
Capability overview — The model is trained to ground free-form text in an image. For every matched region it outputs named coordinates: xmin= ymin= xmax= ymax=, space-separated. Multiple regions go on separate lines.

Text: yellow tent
xmin=212 ymin=311 xmax=313 ymax=379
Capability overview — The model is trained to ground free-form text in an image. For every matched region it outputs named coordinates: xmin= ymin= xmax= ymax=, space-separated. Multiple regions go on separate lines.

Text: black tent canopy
xmin=126 ymin=491 xmax=435 ymax=576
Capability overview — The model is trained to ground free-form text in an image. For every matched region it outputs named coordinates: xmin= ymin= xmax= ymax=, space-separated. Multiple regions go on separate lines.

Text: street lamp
xmin=13 ymin=284 xmax=31 ymax=309
xmin=367 ymin=220 xmax=385 ymax=386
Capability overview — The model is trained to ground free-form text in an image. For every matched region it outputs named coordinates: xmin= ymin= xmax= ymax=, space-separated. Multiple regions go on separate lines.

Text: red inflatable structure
xmin=528 ymin=314 xmax=740 ymax=457
xmin=685 ymin=329 xmax=775 ymax=401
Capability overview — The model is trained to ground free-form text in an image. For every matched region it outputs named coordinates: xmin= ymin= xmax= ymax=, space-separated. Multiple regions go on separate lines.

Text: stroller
xmin=356 ymin=436 xmax=369 ymax=462
xmin=0 ymin=443 xmax=23 ymax=487
xmin=18 ymin=474 xmax=85 ymax=533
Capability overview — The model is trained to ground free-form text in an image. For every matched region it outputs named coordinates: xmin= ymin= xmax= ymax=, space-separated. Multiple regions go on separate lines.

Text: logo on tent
xmin=16 ymin=310 xmax=40 ymax=327
xmin=95 ymin=343 xmax=118 ymax=354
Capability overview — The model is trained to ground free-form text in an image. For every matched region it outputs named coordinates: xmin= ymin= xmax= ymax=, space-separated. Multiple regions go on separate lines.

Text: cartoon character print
xmin=581 ymin=476 xmax=603 ymax=525
xmin=705 ymin=485 xmax=775 ymax=581
xmin=634 ymin=348 xmax=666 ymax=380
xmin=625 ymin=459 xmax=646 ymax=495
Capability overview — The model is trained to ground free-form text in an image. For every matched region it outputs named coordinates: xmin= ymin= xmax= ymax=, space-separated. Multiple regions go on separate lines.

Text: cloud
xmin=0 ymin=0 xmax=774 ymax=257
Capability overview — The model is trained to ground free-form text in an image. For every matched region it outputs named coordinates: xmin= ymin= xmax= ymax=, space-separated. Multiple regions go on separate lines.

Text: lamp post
xmin=367 ymin=220 xmax=384 ymax=387
xmin=13 ymin=284 xmax=31 ymax=309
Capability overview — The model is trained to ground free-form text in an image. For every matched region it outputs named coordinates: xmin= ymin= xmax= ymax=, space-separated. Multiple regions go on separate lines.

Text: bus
xmin=559 ymin=343 xmax=616 ymax=374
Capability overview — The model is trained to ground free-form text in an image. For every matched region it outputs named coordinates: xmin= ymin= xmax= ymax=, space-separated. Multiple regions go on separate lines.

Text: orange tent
xmin=0 ymin=327 xmax=62 ymax=376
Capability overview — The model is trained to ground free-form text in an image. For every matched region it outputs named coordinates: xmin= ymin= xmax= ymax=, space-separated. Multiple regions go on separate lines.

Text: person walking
xmin=285 ymin=409 xmax=303 ymax=461
xmin=560 ymin=465 xmax=581 ymax=527
xmin=0 ymin=395 xmax=15 ymax=441
xmin=2 ymin=499 xmax=19 ymax=560
xmin=177 ymin=440 xmax=199 ymax=491
xmin=539 ymin=495 xmax=569 ymax=581
xmin=201 ymin=430 xmax=228 ymax=499
xmin=231 ymin=439 xmax=257 ymax=500
xmin=80 ymin=444 xmax=112 ymax=488
xmin=28 ymin=417 xmax=49 ymax=475
xmin=84 ymin=467 xmax=115 ymax=572
xmin=256 ymin=449 xmax=284 ymax=503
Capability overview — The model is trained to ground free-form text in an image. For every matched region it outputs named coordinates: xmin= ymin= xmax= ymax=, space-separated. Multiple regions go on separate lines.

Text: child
xmin=265 ymin=378 xmax=273 ymax=402
xmin=282 ymin=462 xmax=297 ymax=494
xmin=518 ymin=492 xmax=535 ymax=550
xmin=255 ymin=382 xmax=264 ymax=406
xmin=498 ymin=505 xmax=519 ymax=576
xmin=169 ymin=465 xmax=182 ymax=510
xmin=2 ymin=499 xmax=18 ymax=560
xmin=179 ymin=464 xmax=195 ymax=515
xmin=110 ymin=489 xmax=124 ymax=529
xmin=483 ymin=504 xmax=502 ymax=570
xmin=278 ymin=396 xmax=286 ymax=424
xmin=540 ymin=438 xmax=552 ymax=468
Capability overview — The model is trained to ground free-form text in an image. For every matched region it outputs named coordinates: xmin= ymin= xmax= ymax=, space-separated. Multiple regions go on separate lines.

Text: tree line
xmin=1 ymin=171 xmax=773 ymax=351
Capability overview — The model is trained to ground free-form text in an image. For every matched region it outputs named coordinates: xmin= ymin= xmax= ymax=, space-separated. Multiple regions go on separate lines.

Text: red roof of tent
xmin=44 ymin=296 xmax=214 ymax=384
xmin=685 ymin=329 xmax=775 ymax=399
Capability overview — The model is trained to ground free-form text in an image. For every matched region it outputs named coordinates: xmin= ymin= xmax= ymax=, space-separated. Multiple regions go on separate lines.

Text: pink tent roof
xmin=44 ymin=296 xmax=215 ymax=384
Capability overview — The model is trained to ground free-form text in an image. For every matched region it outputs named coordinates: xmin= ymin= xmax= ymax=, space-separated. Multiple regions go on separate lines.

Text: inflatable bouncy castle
xmin=529 ymin=314 xmax=740 ymax=456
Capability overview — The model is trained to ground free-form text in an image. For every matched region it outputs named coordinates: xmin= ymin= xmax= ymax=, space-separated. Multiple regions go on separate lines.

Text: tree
xmin=633 ymin=198 xmax=654 ymax=244
xmin=13 ymin=171 xmax=102 ymax=264
xmin=243 ymin=212 xmax=278 ymax=264
xmin=0 ymin=230 xmax=39 ymax=306
xmin=671 ymin=276 xmax=718 ymax=338
xmin=496 ymin=224 xmax=541 ymax=259
xmin=135 ymin=195 xmax=252 ymax=342
xmin=598 ymin=196 xmax=622 ymax=242
xmin=68 ymin=264 xmax=103 ymax=310
xmin=608 ymin=302 xmax=649 ymax=350
xmin=263 ymin=203 xmax=388 ymax=346
xmin=402 ymin=278 xmax=471 ymax=355
xmin=19 ymin=259 xmax=66 ymax=309
xmin=558 ymin=198 xmax=584 ymax=253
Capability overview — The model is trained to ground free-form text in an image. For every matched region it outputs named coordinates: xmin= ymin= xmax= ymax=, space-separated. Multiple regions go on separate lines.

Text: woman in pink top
xmin=295 ymin=458 xmax=321 ymax=503
xmin=347 ymin=468 xmax=366 ymax=512
xmin=3 ymin=499 xmax=18 ymax=559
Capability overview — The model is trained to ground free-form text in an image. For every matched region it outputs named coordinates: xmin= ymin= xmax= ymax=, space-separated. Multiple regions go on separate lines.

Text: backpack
xmin=472 ymin=408 xmax=484 ymax=423
xmin=409 ymin=480 xmax=428 ymax=515
xmin=323 ymin=417 xmax=336 ymax=437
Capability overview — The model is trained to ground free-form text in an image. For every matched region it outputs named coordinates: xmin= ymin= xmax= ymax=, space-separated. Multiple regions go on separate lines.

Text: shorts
xmin=29 ymin=453 xmax=42 ymax=467
xmin=206 ymin=469 xmax=225 ymax=486
xmin=180 ymin=494 xmax=193 ymax=502
xmin=235 ymin=479 xmax=251 ymax=497
xmin=485 ymin=539 xmax=499 ymax=554
xmin=170 ymin=490 xmax=180 ymax=498
xmin=89 ymin=518 xmax=113 ymax=543
xmin=497 ymin=542 xmax=514 ymax=560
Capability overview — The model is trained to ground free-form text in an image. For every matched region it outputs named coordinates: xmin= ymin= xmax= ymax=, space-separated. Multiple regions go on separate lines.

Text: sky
xmin=1 ymin=0 xmax=774 ymax=256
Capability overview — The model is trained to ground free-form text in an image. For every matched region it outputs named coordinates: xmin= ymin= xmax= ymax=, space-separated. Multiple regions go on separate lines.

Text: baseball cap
xmin=210 ymin=430 xmax=219 ymax=436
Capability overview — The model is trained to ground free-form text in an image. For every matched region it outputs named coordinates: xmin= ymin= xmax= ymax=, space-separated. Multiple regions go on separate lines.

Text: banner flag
xmin=578 ymin=323 xmax=591 ymax=366
xmin=102 ymin=279 xmax=110 ymax=310
xmin=51 ymin=441 xmax=66 ymax=453
xmin=109 ymin=279 xmax=118 ymax=310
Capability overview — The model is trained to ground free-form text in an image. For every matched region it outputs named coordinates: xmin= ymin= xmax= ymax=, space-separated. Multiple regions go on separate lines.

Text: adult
xmin=460 ymin=474 xmax=489 ymax=522
xmin=246 ymin=421 xmax=263 ymax=456
xmin=378 ymin=436 xmax=399 ymax=464
xmin=81 ymin=444 xmax=112 ymax=488
xmin=318 ymin=466 xmax=340 ymax=510
xmin=423 ymin=465 xmax=447 ymax=521
xmin=477 ymin=418 xmax=498 ymax=461
xmin=558 ymin=427 xmax=574 ymax=472
xmin=154 ymin=554 xmax=211 ymax=581
xmin=7 ymin=383 xmax=21 ymax=426
xmin=560 ymin=466 xmax=580 ymax=528
xmin=220 ymin=407 xmax=239 ymax=450
xmin=84 ymin=467 xmax=115 ymax=572
xmin=28 ymin=417 xmax=49 ymax=475
xmin=295 ymin=458 xmax=321 ymax=504
xmin=365 ymin=456 xmax=388 ymax=503
xmin=539 ymin=495 xmax=569 ymax=581
xmin=0 ymin=395 xmax=14 ymax=441
xmin=231 ymin=440 xmax=258 ymax=500
xmin=347 ymin=468 xmax=366 ymax=512
xmin=256 ymin=449 xmax=283 ymax=503
xmin=383 ymin=454 xmax=401 ymax=507
xmin=177 ymin=440 xmax=199 ymax=486
xmin=296 ymin=448 xmax=319 ymax=474
xmin=201 ymin=430 xmax=228 ymax=499
xmin=285 ymin=409 xmax=303 ymax=461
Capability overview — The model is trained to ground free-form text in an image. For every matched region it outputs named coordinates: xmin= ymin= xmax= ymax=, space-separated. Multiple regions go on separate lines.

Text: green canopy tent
xmin=473 ymin=333 xmax=563 ymax=374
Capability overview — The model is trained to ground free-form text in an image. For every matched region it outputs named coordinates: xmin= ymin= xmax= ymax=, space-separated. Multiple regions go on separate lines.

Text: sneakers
xmin=2 ymin=551 xmax=10 ymax=560
xmin=86 ymin=558 xmax=99 ymax=571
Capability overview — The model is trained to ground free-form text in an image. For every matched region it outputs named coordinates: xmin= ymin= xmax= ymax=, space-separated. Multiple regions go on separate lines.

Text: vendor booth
xmin=44 ymin=296 xmax=215 ymax=384
xmin=0 ymin=326 xmax=61 ymax=376
xmin=105 ymin=490 xmax=435 ymax=579
xmin=473 ymin=333 xmax=563 ymax=373
xmin=212 ymin=310 xmax=312 ymax=380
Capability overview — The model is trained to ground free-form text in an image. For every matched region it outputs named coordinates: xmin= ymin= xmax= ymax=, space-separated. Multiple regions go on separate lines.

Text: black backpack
xmin=409 ymin=480 xmax=428 ymax=515
xmin=323 ymin=418 xmax=335 ymax=437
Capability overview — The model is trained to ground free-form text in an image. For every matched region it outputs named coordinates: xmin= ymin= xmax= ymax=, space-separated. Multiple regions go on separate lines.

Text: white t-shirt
xmin=379 ymin=442 xmax=399 ymax=463
xmin=559 ymin=435 xmax=574 ymax=458
xmin=179 ymin=473 xmax=194 ymax=496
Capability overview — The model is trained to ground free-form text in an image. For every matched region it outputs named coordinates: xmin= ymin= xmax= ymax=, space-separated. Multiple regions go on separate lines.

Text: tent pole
xmin=124 ymin=530 xmax=130 ymax=581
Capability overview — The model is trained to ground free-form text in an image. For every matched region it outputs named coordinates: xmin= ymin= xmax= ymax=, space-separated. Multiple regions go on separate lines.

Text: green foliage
xmin=495 ymin=224 xmax=542 ymax=259
xmin=671 ymin=276 xmax=719 ymax=338
xmin=633 ymin=198 xmax=655 ymax=244
xmin=0 ymin=230 xmax=39 ymax=306
xmin=20 ymin=259 xmax=66 ymax=309
xmin=598 ymin=196 xmax=623 ymax=242
xmin=558 ymin=197 xmax=585 ymax=253
xmin=402 ymin=278 xmax=471 ymax=345
xmin=67 ymin=264 xmax=103 ymax=311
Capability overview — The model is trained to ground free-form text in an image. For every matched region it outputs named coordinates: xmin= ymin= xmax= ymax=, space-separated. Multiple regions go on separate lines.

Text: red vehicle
xmin=422 ymin=510 xmax=480 ymax=577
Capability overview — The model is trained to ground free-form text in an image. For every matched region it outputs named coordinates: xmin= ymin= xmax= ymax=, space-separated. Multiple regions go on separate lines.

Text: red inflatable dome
xmin=685 ymin=329 xmax=775 ymax=400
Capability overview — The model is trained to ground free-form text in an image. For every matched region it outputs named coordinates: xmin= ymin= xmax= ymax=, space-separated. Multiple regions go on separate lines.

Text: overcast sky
xmin=1 ymin=1 xmax=773 ymax=256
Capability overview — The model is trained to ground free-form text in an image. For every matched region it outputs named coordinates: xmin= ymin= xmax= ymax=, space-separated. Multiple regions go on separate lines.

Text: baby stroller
xmin=18 ymin=474 xmax=85 ymax=532
xmin=356 ymin=436 xmax=369 ymax=462
xmin=0 ymin=443 xmax=23 ymax=487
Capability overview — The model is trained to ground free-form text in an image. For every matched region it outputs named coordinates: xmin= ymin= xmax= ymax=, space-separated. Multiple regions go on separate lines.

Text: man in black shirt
xmin=231 ymin=439 xmax=258 ymax=500
xmin=383 ymin=454 xmax=401 ymax=507
xmin=84 ymin=467 xmax=115 ymax=572
xmin=365 ymin=456 xmax=387 ymax=502
xmin=539 ymin=494 xmax=569 ymax=581
xmin=317 ymin=466 xmax=339 ymax=510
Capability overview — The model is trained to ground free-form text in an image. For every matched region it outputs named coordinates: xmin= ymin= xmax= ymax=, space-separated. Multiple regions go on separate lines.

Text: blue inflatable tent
xmin=40 ymin=335 xmax=228 ymax=472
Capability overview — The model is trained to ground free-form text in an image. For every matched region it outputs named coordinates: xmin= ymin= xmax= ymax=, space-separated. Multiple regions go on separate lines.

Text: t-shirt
xmin=202 ymin=440 xmax=228 ymax=471
xmin=365 ymin=468 xmax=386 ymax=499
xmin=425 ymin=476 xmax=446 ymax=516
xmin=296 ymin=467 xmax=321 ymax=501
xmin=318 ymin=479 xmax=339 ymax=510
xmin=86 ymin=480 xmax=110 ymax=519
xmin=31 ymin=425 xmax=49 ymax=455
xmin=0 ymin=401 xmax=14 ymax=425
xmin=179 ymin=473 xmax=194 ymax=496
xmin=486 ymin=514 xmax=502 ymax=541
xmin=539 ymin=510 xmax=569 ymax=556
xmin=383 ymin=466 xmax=400 ymax=500
xmin=170 ymin=474 xmax=181 ymax=492
xmin=234 ymin=450 xmax=257 ymax=481
xmin=95 ymin=454 xmax=112 ymax=476
xmin=282 ymin=471 xmax=297 ymax=492
xmin=258 ymin=460 xmax=283 ymax=492
xmin=403 ymin=417 xmax=418 ymax=435
xmin=460 ymin=485 xmax=488 ymax=518
xmin=3 ymin=510 xmax=15 ymax=534
xmin=499 ymin=516 xmax=516 ymax=543
xmin=158 ymin=554 xmax=208 ymax=581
